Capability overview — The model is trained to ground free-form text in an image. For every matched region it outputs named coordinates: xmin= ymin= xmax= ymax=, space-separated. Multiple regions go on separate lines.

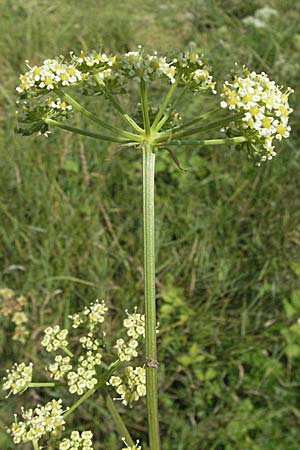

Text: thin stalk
xmin=160 ymin=107 xmax=222 ymax=135
xmin=140 ymin=80 xmax=151 ymax=136
xmin=45 ymin=118 xmax=133 ymax=144
xmin=29 ymin=382 xmax=57 ymax=388
xmin=63 ymin=385 xmax=97 ymax=420
xmin=165 ymin=113 xmax=244 ymax=140
xmin=163 ymin=136 xmax=248 ymax=146
xmin=105 ymin=393 xmax=135 ymax=447
xmin=32 ymin=440 xmax=39 ymax=450
xmin=142 ymin=142 xmax=160 ymax=450
xmin=62 ymin=346 xmax=74 ymax=358
xmin=154 ymin=84 xmax=189 ymax=132
xmin=58 ymin=91 xmax=140 ymax=142
xmin=151 ymin=79 xmax=179 ymax=130
xmin=94 ymin=74 xmax=144 ymax=134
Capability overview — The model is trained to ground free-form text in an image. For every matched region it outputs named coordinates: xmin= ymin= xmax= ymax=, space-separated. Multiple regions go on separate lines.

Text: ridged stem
xmin=142 ymin=142 xmax=160 ymax=450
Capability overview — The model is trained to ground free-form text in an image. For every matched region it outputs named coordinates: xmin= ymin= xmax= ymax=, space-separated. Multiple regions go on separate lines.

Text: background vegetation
xmin=0 ymin=0 xmax=300 ymax=448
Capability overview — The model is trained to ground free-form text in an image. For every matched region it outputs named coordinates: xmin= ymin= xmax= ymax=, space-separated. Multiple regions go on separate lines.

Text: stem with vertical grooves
xmin=143 ymin=142 xmax=160 ymax=450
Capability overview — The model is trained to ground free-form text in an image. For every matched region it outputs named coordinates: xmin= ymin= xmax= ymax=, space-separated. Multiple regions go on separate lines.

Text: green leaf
xmin=177 ymin=354 xmax=192 ymax=367
xmin=189 ymin=342 xmax=200 ymax=357
xmin=286 ymin=344 xmax=300 ymax=359
xmin=290 ymin=262 xmax=300 ymax=277
xmin=195 ymin=368 xmax=205 ymax=381
xmin=205 ymin=368 xmax=217 ymax=380
xmin=283 ymin=298 xmax=296 ymax=318
xmin=291 ymin=291 xmax=300 ymax=311
xmin=62 ymin=160 xmax=79 ymax=173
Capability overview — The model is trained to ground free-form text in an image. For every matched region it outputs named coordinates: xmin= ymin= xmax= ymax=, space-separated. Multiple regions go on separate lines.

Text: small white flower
xmin=59 ymin=430 xmax=93 ymax=449
xmin=108 ymin=366 xmax=146 ymax=407
xmin=41 ymin=325 xmax=69 ymax=352
xmin=67 ymin=351 xmax=101 ymax=395
xmin=69 ymin=300 xmax=108 ymax=331
xmin=8 ymin=399 xmax=65 ymax=444
xmin=2 ymin=362 xmax=33 ymax=396
xmin=47 ymin=355 xmax=72 ymax=380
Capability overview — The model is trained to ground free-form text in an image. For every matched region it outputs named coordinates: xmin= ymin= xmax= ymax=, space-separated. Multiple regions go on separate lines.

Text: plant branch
xmin=154 ymin=83 xmax=189 ymax=132
xmin=151 ymin=79 xmax=179 ymax=130
xmin=45 ymin=118 xmax=134 ymax=144
xmin=63 ymin=385 xmax=97 ymax=420
xmin=161 ymin=136 xmax=248 ymax=146
xmin=94 ymin=74 xmax=144 ymax=134
xmin=105 ymin=393 xmax=135 ymax=447
xmin=58 ymin=91 xmax=141 ymax=142
xmin=161 ymin=107 xmax=222 ymax=135
xmin=166 ymin=113 xmax=244 ymax=140
xmin=29 ymin=382 xmax=58 ymax=388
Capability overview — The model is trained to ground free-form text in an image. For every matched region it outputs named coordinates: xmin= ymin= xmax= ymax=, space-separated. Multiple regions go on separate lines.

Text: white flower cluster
xmin=16 ymin=57 xmax=83 ymax=95
xmin=80 ymin=333 xmax=101 ymax=351
xmin=48 ymin=355 xmax=72 ymax=381
xmin=15 ymin=96 xmax=73 ymax=136
xmin=71 ymin=50 xmax=115 ymax=69
xmin=108 ymin=366 xmax=146 ymax=406
xmin=41 ymin=325 xmax=69 ymax=352
xmin=59 ymin=430 xmax=93 ymax=449
xmin=2 ymin=362 xmax=33 ymax=396
xmin=17 ymin=48 xmax=215 ymax=97
xmin=221 ymin=67 xmax=293 ymax=162
xmin=169 ymin=49 xmax=216 ymax=93
xmin=67 ymin=352 xmax=101 ymax=395
xmin=69 ymin=300 xmax=108 ymax=331
xmin=8 ymin=399 xmax=65 ymax=444
xmin=15 ymin=48 xmax=216 ymax=136
xmin=120 ymin=50 xmax=177 ymax=84
xmin=114 ymin=308 xmax=145 ymax=362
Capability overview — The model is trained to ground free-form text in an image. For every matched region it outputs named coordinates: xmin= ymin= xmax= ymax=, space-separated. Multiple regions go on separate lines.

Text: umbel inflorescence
xmin=2 ymin=300 xmax=148 ymax=449
xmin=15 ymin=47 xmax=293 ymax=164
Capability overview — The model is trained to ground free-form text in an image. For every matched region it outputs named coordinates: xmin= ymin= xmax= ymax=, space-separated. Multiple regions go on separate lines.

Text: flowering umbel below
xmin=3 ymin=300 xmax=149 ymax=448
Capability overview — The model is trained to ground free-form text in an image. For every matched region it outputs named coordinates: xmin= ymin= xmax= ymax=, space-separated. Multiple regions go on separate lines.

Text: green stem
xmin=151 ymin=79 xmax=179 ymax=130
xmin=165 ymin=113 xmax=244 ymax=140
xmin=163 ymin=136 xmax=248 ymax=146
xmin=94 ymin=74 xmax=144 ymax=134
xmin=63 ymin=385 xmax=97 ymax=420
xmin=62 ymin=346 xmax=75 ymax=358
xmin=142 ymin=142 xmax=160 ymax=450
xmin=32 ymin=439 xmax=39 ymax=450
xmin=59 ymin=91 xmax=141 ymax=142
xmin=154 ymin=84 xmax=189 ymax=132
xmin=45 ymin=118 xmax=134 ymax=144
xmin=105 ymin=393 xmax=135 ymax=447
xmin=29 ymin=382 xmax=57 ymax=388
xmin=140 ymin=80 xmax=151 ymax=136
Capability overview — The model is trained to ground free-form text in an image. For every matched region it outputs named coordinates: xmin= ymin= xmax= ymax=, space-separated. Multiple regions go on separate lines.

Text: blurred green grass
xmin=0 ymin=0 xmax=300 ymax=449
